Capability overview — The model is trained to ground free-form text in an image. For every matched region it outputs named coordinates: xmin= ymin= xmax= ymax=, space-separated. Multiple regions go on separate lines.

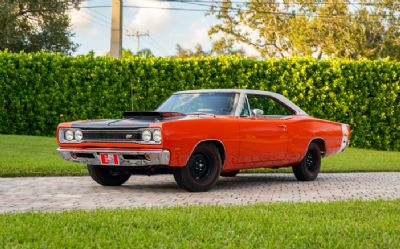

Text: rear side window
xmin=247 ymin=94 xmax=294 ymax=117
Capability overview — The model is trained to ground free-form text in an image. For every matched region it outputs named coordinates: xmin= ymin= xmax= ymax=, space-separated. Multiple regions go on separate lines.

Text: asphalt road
xmin=1 ymin=173 xmax=399 ymax=213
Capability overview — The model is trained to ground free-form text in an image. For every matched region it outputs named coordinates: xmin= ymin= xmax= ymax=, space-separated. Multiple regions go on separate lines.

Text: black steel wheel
xmin=174 ymin=143 xmax=222 ymax=192
xmin=221 ymin=170 xmax=239 ymax=177
xmin=292 ymin=142 xmax=321 ymax=181
xmin=87 ymin=165 xmax=131 ymax=186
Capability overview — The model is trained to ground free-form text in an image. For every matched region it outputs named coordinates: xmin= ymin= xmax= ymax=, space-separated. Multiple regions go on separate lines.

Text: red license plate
xmin=100 ymin=153 xmax=120 ymax=165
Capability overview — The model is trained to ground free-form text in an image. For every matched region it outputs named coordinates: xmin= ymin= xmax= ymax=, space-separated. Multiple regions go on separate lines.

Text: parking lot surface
xmin=1 ymin=173 xmax=399 ymax=213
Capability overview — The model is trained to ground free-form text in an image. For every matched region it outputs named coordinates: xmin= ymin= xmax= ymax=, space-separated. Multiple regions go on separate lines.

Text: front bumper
xmin=57 ymin=148 xmax=170 ymax=166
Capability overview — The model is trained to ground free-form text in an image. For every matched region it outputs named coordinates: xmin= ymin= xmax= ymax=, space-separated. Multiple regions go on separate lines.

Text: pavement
xmin=1 ymin=173 xmax=399 ymax=213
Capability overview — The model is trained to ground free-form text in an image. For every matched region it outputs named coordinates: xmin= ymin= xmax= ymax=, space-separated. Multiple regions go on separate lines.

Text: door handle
xmin=278 ymin=125 xmax=287 ymax=131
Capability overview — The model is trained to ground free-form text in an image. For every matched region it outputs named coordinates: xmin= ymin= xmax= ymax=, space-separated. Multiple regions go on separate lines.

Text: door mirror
xmin=252 ymin=109 xmax=264 ymax=117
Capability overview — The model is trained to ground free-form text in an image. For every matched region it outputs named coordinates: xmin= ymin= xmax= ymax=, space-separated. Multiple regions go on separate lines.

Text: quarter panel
xmin=286 ymin=116 xmax=343 ymax=164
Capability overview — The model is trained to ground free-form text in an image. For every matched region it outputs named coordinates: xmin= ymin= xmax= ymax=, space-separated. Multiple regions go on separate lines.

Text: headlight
xmin=153 ymin=129 xmax=162 ymax=142
xmin=75 ymin=130 xmax=83 ymax=141
xmin=142 ymin=130 xmax=152 ymax=142
xmin=65 ymin=130 xmax=74 ymax=141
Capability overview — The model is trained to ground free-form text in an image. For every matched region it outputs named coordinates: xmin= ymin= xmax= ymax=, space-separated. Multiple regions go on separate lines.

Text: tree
xmin=175 ymin=44 xmax=211 ymax=57
xmin=175 ymin=43 xmax=245 ymax=57
xmin=105 ymin=48 xmax=154 ymax=58
xmin=209 ymin=0 xmax=400 ymax=60
xmin=136 ymin=48 xmax=154 ymax=58
xmin=0 ymin=0 xmax=81 ymax=54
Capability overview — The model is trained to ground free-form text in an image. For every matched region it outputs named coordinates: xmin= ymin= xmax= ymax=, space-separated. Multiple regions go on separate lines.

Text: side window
xmin=247 ymin=94 xmax=294 ymax=117
xmin=240 ymin=97 xmax=251 ymax=117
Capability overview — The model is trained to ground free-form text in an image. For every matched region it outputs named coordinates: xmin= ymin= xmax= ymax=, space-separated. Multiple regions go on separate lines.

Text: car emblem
xmin=126 ymin=134 xmax=133 ymax=139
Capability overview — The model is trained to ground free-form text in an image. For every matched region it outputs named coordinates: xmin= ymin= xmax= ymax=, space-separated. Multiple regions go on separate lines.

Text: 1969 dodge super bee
xmin=57 ymin=89 xmax=350 ymax=192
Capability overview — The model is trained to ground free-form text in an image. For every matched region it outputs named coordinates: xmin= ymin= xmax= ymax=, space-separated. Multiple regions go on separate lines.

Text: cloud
xmin=126 ymin=0 xmax=172 ymax=32
xmin=178 ymin=19 xmax=211 ymax=49
xmin=234 ymin=25 xmax=261 ymax=57
xmin=94 ymin=49 xmax=108 ymax=56
xmin=69 ymin=5 xmax=92 ymax=29
xmin=241 ymin=44 xmax=260 ymax=57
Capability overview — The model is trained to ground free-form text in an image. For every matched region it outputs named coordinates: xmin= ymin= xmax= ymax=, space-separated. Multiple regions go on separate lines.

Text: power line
xmin=86 ymin=8 xmax=112 ymax=25
xmin=164 ymin=0 xmax=399 ymax=9
xmin=87 ymin=6 xmax=160 ymax=54
xmin=147 ymin=35 xmax=169 ymax=55
xmin=125 ymin=30 xmax=149 ymax=53
xmin=74 ymin=11 xmax=110 ymax=30
xmin=2 ymin=2 xmax=398 ymax=19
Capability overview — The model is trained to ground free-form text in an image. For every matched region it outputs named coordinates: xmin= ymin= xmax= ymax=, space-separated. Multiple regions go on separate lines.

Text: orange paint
xmin=57 ymin=114 xmax=349 ymax=172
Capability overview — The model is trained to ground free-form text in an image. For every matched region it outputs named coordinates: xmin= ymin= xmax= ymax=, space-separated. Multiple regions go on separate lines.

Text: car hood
xmin=70 ymin=111 xmax=190 ymax=128
xmin=70 ymin=119 xmax=162 ymax=128
xmin=69 ymin=112 xmax=227 ymax=129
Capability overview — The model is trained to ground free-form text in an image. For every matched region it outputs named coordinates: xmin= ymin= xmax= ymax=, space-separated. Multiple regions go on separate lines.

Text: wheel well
xmin=196 ymin=140 xmax=226 ymax=164
xmin=311 ymin=138 xmax=326 ymax=156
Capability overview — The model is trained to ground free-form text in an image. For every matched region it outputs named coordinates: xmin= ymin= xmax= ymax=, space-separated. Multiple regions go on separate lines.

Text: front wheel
xmin=292 ymin=142 xmax=321 ymax=181
xmin=174 ymin=143 xmax=222 ymax=192
xmin=87 ymin=165 xmax=131 ymax=186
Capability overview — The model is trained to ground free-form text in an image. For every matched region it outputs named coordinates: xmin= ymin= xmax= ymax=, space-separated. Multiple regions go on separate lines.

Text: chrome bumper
xmin=57 ymin=148 xmax=170 ymax=166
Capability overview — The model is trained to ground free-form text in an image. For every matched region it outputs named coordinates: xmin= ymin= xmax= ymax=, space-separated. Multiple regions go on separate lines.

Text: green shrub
xmin=0 ymin=51 xmax=398 ymax=150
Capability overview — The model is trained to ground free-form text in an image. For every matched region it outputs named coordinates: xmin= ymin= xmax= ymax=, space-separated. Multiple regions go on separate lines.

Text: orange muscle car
xmin=57 ymin=89 xmax=350 ymax=192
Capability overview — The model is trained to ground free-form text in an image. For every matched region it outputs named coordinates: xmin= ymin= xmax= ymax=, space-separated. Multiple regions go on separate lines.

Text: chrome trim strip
xmin=59 ymin=128 xmax=162 ymax=144
xmin=58 ymin=128 xmax=84 ymax=144
xmin=57 ymin=148 xmax=170 ymax=166
xmin=339 ymin=124 xmax=350 ymax=152
xmin=82 ymin=140 xmax=161 ymax=144
xmin=82 ymin=130 xmax=143 ymax=132
xmin=234 ymin=92 xmax=246 ymax=117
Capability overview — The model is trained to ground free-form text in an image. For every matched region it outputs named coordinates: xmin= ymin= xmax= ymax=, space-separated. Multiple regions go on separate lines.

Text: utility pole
xmin=110 ymin=0 xmax=122 ymax=58
xmin=126 ymin=30 xmax=149 ymax=54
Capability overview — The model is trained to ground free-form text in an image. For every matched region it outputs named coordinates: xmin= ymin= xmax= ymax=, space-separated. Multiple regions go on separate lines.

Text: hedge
xmin=0 ymin=51 xmax=399 ymax=151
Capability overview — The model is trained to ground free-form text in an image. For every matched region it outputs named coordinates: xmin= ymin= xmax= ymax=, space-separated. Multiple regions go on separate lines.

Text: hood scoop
xmin=122 ymin=111 xmax=186 ymax=120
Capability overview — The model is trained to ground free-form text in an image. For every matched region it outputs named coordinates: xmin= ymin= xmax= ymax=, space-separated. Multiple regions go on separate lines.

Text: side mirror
xmin=252 ymin=108 xmax=264 ymax=117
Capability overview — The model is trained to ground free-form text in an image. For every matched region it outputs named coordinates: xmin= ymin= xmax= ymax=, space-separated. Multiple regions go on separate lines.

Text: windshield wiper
xmin=187 ymin=112 xmax=216 ymax=117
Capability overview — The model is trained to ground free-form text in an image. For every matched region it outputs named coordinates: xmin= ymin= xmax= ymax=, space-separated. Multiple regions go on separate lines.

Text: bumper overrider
xmin=57 ymin=148 xmax=170 ymax=166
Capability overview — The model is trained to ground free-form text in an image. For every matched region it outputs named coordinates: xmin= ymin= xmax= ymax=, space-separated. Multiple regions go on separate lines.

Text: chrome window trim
xmin=245 ymin=93 xmax=296 ymax=117
xmin=158 ymin=92 xmax=241 ymax=116
xmin=176 ymin=89 xmax=308 ymax=116
xmin=236 ymin=93 xmax=252 ymax=117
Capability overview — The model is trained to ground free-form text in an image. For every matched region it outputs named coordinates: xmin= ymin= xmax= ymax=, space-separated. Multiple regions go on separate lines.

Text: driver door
xmin=238 ymin=94 xmax=293 ymax=167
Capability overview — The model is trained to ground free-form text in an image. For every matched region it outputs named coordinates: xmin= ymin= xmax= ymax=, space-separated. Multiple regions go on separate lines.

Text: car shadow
xmin=118 ymin=174 xmax=298 ymax=193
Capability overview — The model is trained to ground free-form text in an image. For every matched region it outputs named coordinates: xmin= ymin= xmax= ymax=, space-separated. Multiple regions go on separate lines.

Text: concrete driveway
xmin=1 ymin=173 xmax=399 ymax=213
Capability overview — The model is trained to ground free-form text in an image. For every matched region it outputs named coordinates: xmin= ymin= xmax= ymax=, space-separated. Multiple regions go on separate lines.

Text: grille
xmin=82 ymin=129 xmax=142 ymax=142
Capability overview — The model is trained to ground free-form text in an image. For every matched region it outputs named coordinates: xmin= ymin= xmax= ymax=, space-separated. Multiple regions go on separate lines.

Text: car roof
xmin=176 ymin=89 xmax=273 ymax=95
xmin=174 ymin=89 xmax=308 ymax=115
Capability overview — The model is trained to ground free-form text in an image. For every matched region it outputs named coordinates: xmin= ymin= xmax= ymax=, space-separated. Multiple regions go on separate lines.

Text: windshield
xmin=157 ymin=93 xmax=239 ymax=115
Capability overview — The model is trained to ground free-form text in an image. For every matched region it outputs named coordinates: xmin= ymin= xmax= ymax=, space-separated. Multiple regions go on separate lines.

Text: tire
xmin=292 ymin=142 xmax=321 ymax=181
xmin=221 ymin=170 xmax=239 ymax=177
xmin=173 ymin=143 xmax=222 ymax=192
xmin=87 ymin=165 xmax=131 ymax=186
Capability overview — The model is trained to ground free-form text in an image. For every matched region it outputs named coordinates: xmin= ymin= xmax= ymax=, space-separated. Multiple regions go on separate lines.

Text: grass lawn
xmin=0 ymin=134 xmax=86 ymax=177
xmin=1 ymin=200 xmax=399 ymax=248
xmin=0 ymin=134 xmax=399 ymax=177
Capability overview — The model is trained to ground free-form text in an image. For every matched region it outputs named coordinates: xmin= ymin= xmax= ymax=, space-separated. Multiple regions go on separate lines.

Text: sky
xmin=69 ymin=0 xmax=229 ymax=56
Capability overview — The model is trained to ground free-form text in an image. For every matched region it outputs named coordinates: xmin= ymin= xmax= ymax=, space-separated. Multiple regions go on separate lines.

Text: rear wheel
xmin=174 ymin=143 xmax=222 ymax=192
xmin=87 ymin=165 xmax=131 ymax=186
xmin=292 ymin=142 xmax=321 ymax=181
xmin=221 ymin=170 xmax=239 ymax=177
